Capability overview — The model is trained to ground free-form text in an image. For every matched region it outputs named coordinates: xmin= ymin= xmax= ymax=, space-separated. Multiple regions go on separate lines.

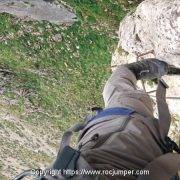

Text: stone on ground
xmin=0 ymin=0 xmax=76 ymax=25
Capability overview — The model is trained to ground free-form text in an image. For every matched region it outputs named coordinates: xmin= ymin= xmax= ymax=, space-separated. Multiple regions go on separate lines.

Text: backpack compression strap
xmin=156 ymin=79 xmax=171 ymax=140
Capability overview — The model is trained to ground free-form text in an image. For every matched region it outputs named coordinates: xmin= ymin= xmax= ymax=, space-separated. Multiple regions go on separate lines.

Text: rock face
xmin=112 ymin=0 xmax=180 ymax=141
xmin=112 ymin=0 xmax=180 ymax=113
xmin=114 ymin=0 xmax=180 ymax=67
xmin=0 ymin=0 xmax=77 ymax=25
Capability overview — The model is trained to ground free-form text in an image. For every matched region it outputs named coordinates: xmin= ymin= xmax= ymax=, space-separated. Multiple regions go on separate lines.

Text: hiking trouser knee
xmin=103 ymin=66 xmax=154 ymax=117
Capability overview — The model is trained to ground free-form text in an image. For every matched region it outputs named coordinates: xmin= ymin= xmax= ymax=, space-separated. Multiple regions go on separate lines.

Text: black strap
xmin=53 ymin=146 xmax=80 ymax=178
xmin=165 ymin=136 xmax=180 ymax=154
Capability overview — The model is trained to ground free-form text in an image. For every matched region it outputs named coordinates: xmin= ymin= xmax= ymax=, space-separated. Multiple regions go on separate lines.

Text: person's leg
xmin=103 ymin=66 xmax=154 ymax=117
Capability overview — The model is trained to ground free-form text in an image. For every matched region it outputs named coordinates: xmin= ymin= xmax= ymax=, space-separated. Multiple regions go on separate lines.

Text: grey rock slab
xmin=0 ymin=0 xmax=77 ymax=25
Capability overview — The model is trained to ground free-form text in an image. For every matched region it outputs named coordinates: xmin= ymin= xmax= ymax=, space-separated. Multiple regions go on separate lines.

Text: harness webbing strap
xmin=156 ymin=79 xmax=171 ymax=140
xmin=59 ymin=122 xmax=87 ymax=153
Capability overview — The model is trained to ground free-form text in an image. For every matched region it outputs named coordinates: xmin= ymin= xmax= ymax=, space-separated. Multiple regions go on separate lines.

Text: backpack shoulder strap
xmin=137 ymin=153 xmax=180 ymax=180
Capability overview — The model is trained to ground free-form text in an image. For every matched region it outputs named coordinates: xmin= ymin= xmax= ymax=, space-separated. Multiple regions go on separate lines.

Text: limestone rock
xmin=113 ymin=0 xmax=180 ymax=109
xmin=113 ymin=0 xmax=180 ymax=140
xmin=117 ymin=0 xmax=180 ymax=66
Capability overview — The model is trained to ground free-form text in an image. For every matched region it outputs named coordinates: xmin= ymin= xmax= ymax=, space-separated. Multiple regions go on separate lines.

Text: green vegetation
xmin=0 ymin=0 xmax=138 ymax=127
xmin=0 ymin=0 xmax=138 ymax=178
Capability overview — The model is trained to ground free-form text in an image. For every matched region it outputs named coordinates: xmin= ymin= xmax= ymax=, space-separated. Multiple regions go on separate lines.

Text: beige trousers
xmin=79 ymin=66 xmax=164 ymax=180
xmin=103 ymin=66 xmax=154 ymax=118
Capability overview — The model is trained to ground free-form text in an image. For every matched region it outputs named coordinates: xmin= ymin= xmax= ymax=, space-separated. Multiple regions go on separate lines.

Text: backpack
xmin=13 ymin=80 xmax=180 ymax=180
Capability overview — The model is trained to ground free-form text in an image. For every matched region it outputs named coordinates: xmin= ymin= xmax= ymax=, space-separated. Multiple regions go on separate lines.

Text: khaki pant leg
xmin=103 ymin=66 xmax=154 ymax=118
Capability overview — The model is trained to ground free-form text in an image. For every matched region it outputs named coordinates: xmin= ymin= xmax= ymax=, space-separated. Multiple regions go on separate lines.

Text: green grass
xmin=0 ymin=0 xmax=135 ymax=127
xmin=0 ymin=0 xmax=139 ymax=145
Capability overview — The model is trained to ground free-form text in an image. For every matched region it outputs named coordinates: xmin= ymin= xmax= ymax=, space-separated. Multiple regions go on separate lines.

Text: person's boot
xmin=125 ymin=58 xmax=180 ymax=80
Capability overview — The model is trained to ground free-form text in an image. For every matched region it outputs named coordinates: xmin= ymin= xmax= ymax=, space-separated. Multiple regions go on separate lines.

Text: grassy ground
xmin=0 ymin=0 xmax=138 ymax=179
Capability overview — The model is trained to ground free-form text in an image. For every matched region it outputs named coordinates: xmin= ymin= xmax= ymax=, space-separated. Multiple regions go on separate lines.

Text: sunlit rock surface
xmin=112 ymin=0 xmax=180 ymax=142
